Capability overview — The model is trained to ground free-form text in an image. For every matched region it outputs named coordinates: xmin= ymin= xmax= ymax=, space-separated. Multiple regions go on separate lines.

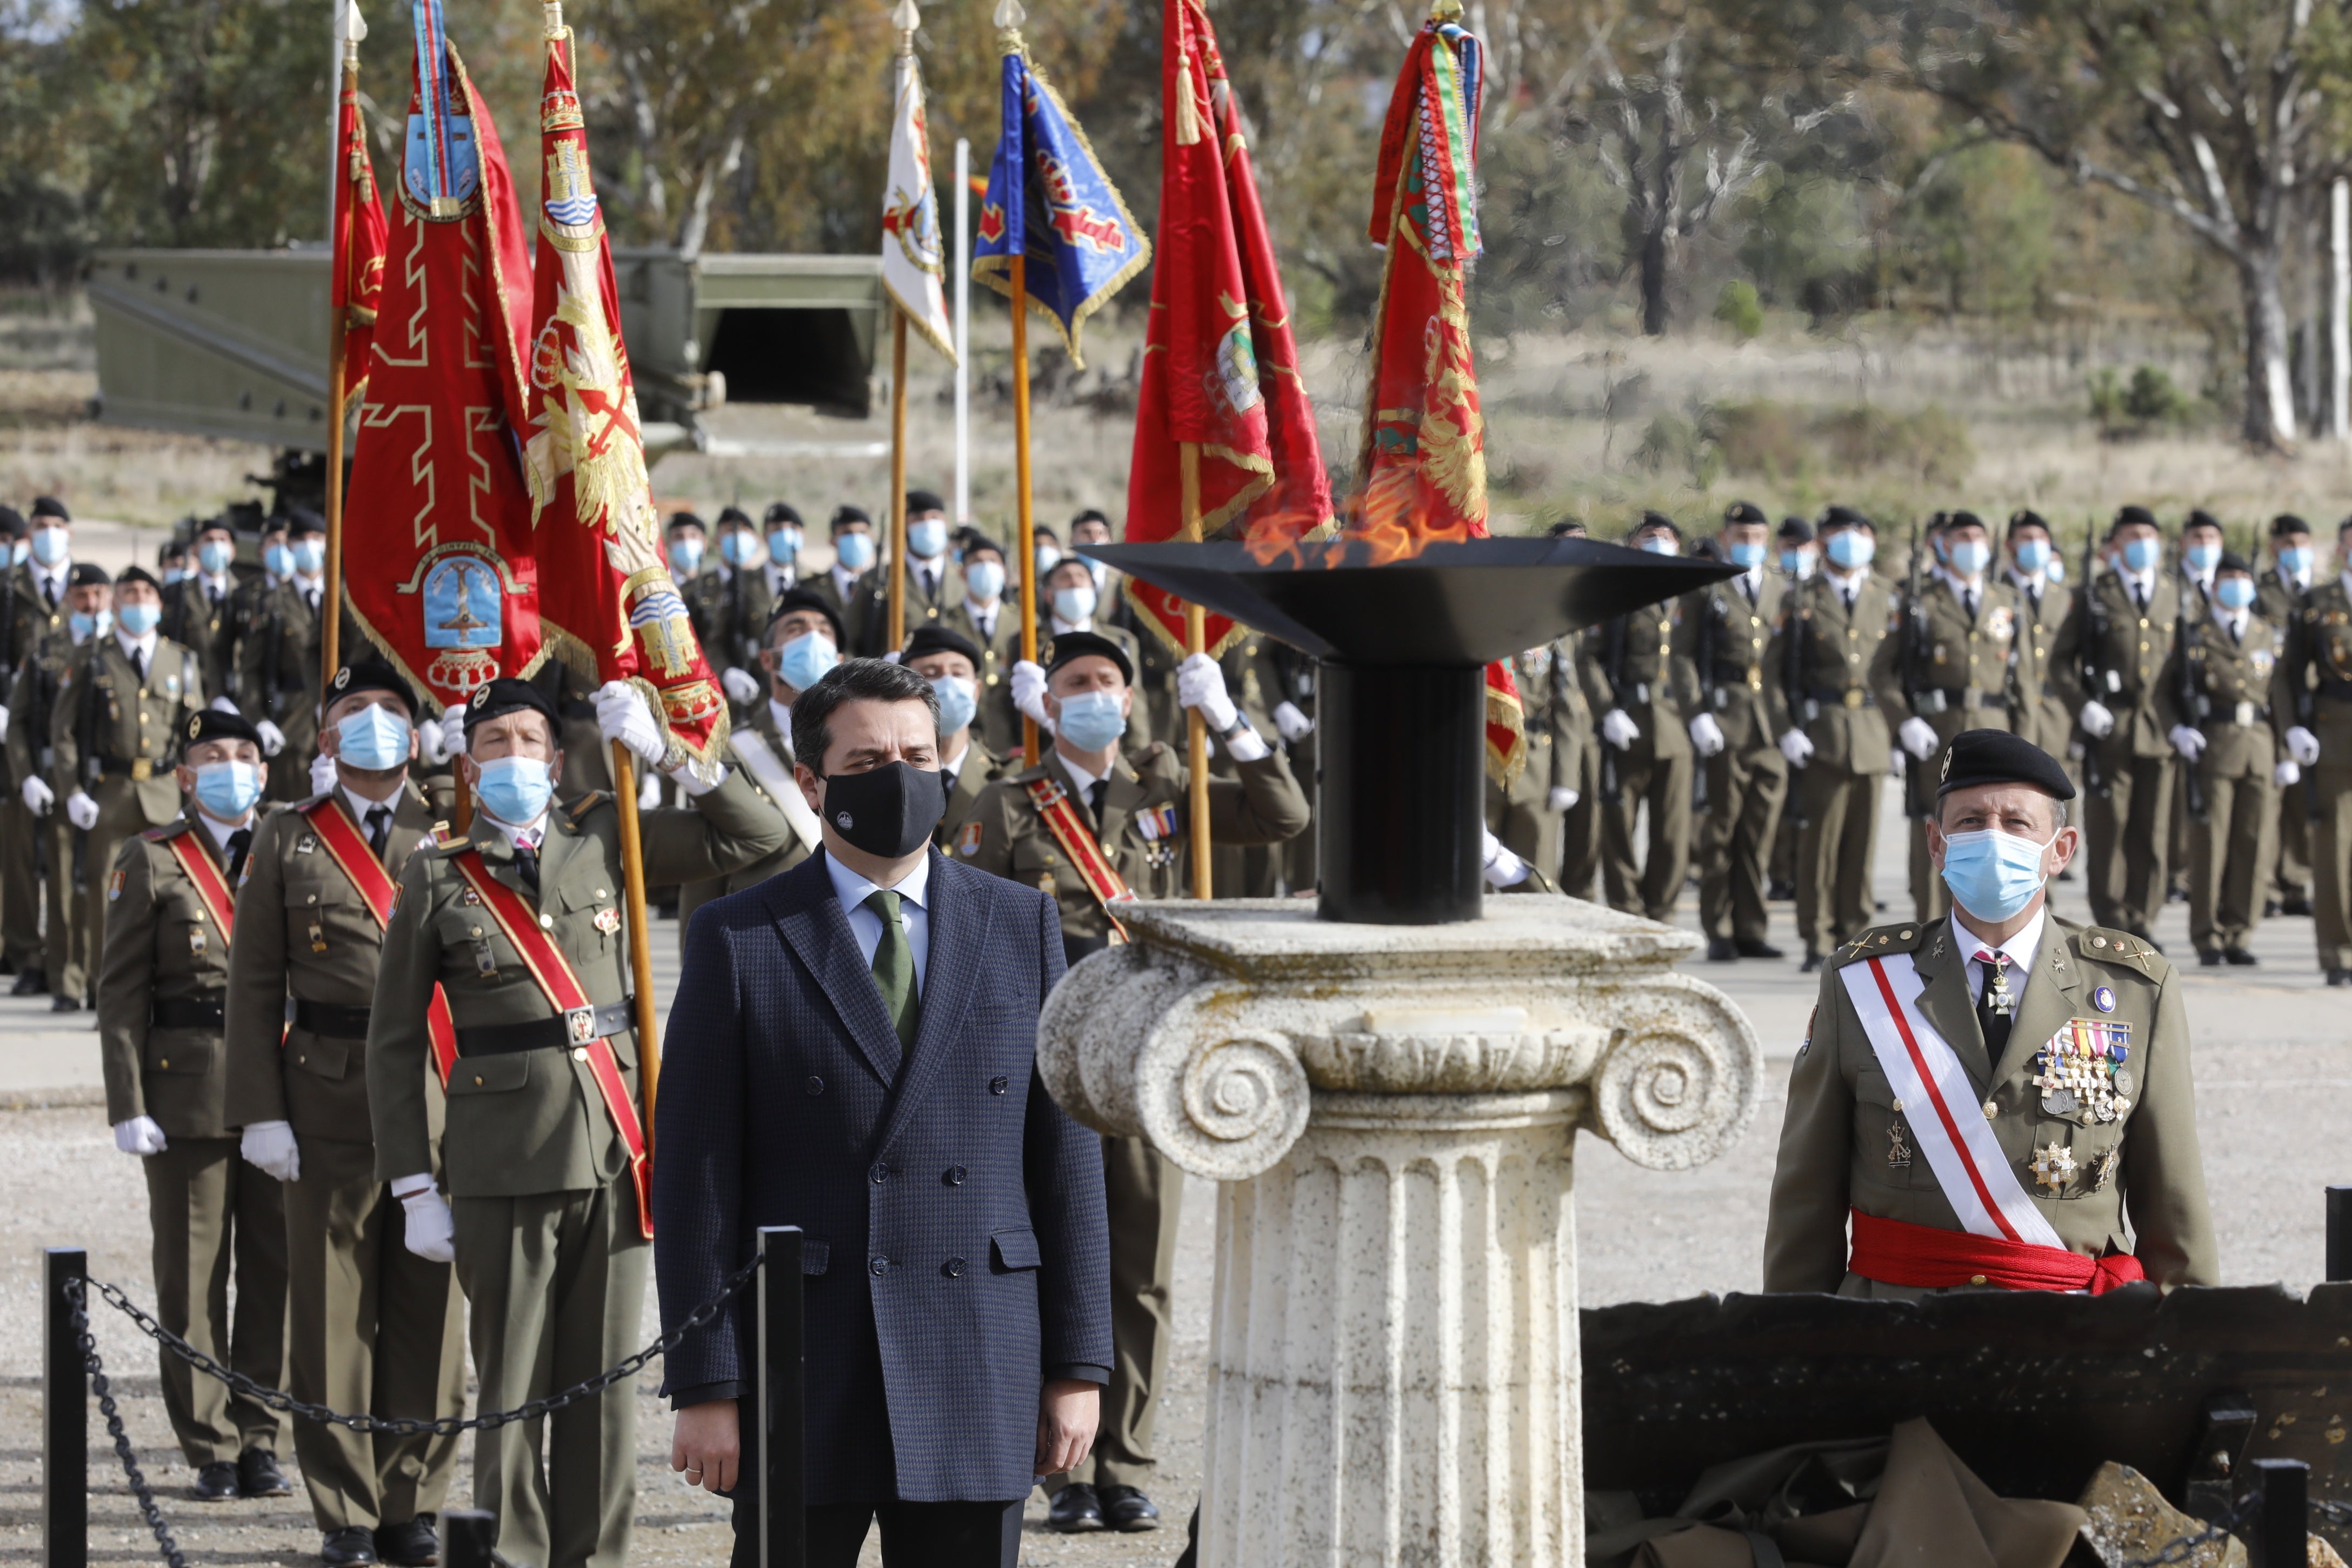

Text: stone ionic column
xmin=1039 ymin=897 xmax=1760 ymax=1568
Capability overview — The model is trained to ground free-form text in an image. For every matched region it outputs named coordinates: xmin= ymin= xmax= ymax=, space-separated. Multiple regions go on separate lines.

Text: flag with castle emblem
xmin=882 ymin=1 xmax=956 ymax=362
xmin=520 ymin=6 xmax=727 ymax=772
xmin=332 ymin=0 xmax=389 ymax=396
xmin=971 ymin=2 xmax=1149 ymax=368
xmin=341 ymin=0 xmax=545 ymax=713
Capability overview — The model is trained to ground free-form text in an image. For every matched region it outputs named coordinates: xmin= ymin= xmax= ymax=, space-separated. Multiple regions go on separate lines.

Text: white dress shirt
xmin=828 ymin=849 xmax=930 ymax=993
xmin=1049 ymin=613 xmax=1095 ymax=637
xmin=32 ymin=560 xmax=70 ymax=607
xmin=2212 ymin=604 xmax=2248 ymax=643
xmin=341 ymin=783 xmax=402 ymax=840
xmin=911 ymin=558 xmax=943 ymax=599
xmin=296 ymin=571 xmax=325 ymax=613
xmin=830 ymin=562 xmax=863 ymax=600
xmin=198 ymin=809 xmax=251 ymax=856
xmin=768 ymin=699 xmax=794 ymax=755
xmin=965 ymin=598 xmax=1000 ymax=641
xmin=2118 ymin=568 xmax=2158 ymax=608
xmin=198 ymin=570 xmax=234 ymax=604
xmin=1936 ymin=566 xmax=1985 ymax=615
xmin=1827 ymin=565 xmax=1863 ymax=608
xmin=115 ymin=625 xmax=159 ymax=675
xmin=765 ymin=562 xmax=797 ymax=597
xmin=1951 ymin=907 xmax=2045 ymax=1005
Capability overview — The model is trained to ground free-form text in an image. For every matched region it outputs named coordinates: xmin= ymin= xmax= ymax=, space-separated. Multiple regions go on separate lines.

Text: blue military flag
xmin=971 ymin=2 xmax=1148 ymax=368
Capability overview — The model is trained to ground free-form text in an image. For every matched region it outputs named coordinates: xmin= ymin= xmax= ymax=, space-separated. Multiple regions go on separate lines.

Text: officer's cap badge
xmin=332 ymin=668 xmax=351 ymax=691
xmin=186 ymin=713 xmax=203 ymax=740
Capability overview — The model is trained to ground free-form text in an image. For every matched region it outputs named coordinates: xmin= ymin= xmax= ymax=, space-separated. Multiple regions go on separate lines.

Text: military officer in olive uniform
xmin=2282 ymin=517 xmax=2352 ymax=984
xmin=1583 ymin=512 xmax=1695 ymax=923
xmin=691 ymin=506 xmax=779 ymax=724
xmin=9 ymin=562 xmax=110 ymax=1004
xmin=1678 ymin=502 xmax=1790 ymax=959
xmin=2173 ymin=553 xmax=2294 ymax=966
xmin=1540 ymin=522 xmax=1604 ymax=898
xmin=849 ymin=489 xmax=960 ymax=656
xmin=237 ymin=511 xmax=330 ymax=799
xmin=1485 ymin=639 xmax=1576 ymax=902
xmin=369 ymin=677 xmax=785 ymax=1568
xmin=1881 ymin=511 xmax=2024 ymax=925
xmin=903 ymin=624 xmax=1008 ymax=850
xmin=2002 ymin=511 xmax=2075 ymax=771
xmin=961 ymin=632 xmax=1307 ymax=1536
xmin=940 ymin=535 xmax=1026 ymax=758
xmin=1021 ymin=556 xmax=1153 ymax=753
xmin=50 ymin=565 xmax=209 ymax=1009
xmin=160 ymin=517 xmax=242 ymax=703
xmin=98 ymin=708 xmax=292 ymax=1500
xmin=1774 ymin=508 xmax=1902 ymax=971
xmin=2049 ymin=506 xmax=2186 ymax=942
xmin=2 ymin=501 xmax=75 ymax=988
xmin=223 ymin=659 xmax=464 ymax=1567
xmin=1764 ymin=729 xmax=2218 ymax=1297
xmin=1209 ymin=630 xmax=1288 ymax=898
xmin=2259 ymin=515 xmax=2320 ymax=917
xmin=805 ymin=505 xmax=879 ymax=655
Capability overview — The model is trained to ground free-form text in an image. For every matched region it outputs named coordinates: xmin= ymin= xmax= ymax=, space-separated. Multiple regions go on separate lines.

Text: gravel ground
xmin=8 ymin=782 xmax=2348 ymax=1566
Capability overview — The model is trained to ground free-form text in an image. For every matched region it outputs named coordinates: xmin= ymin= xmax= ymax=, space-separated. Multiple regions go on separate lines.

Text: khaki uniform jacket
xmin=2004 ymin=572 xmax=2074 ymax=751
xmin=1878 ymin=574 xmax=2022 ymax=726
xmin=222 ymin=782 xmax=444 ymax=1145
xmin=959 ymin=742 xmax=1310 ymax=944
xmin=5 ymin=625 xmax=83 ymax=789
xmin=2258 ymin=566 xmax=2311 ymax=628
xmin=685 ymin=566 xmax=777 ymax=715
xmin=1675 ymin=572 xmax=1790 ymax=755
xmin=1763 ymin=913 xmax=2220 ymax=1295
xmin=805 ymin=565 xmax=876 ymax=655
xmin=1580 ymin=602 xmax=1694 ymax=759
xmin=1771 ymin=573 xmax=1900 ymax=776
xmin=367 ymin=772 xmax=787 ymax=1197
xmin=2287 ymin=579 xmax=2352 ymax=749
xmin=2183 ymin=611 xmax=2293 ymax=780
xmin=160 ymin=576 xmax=240 ymax=703
xmin=97 ymin=815 xmax=244 ymax=1138
xmin=851 ymin=559 xmax=961 ymax=656
xmin=705 ymin=701 xmax=816 ymax=895
xmin=0 ymin=562 xmax=71 ymax=720
xmin=2050 ymin=571 xmax=2184 ymax=757
xmin=1488 ymin=643 xmax=1577 ymax=822
xmin=940 ymin=598 xmax=1028 ymax=759
xmin=938 ymin=737 xmax=1008 ymax=851
xmin=237 ymin=577 xmax=325 ymax=756
xmin=50 ymin=634 xmax=208 ymax=825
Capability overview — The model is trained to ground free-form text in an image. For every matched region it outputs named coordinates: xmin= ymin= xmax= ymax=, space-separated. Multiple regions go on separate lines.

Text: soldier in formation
xmin=1681 ymin=502 xmax=1788 ymax=960
xmin=1587 ymin=511 xmax=1695 ymax=924
xmin=2285 ymin=516 xmax=2352 ymax=985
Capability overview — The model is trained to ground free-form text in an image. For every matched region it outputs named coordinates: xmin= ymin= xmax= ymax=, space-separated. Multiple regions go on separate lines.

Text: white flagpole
xmin=325 ymin=0 xmax=346 ymax=239
xmin=954 ymin=136 xmax=972 ymax=524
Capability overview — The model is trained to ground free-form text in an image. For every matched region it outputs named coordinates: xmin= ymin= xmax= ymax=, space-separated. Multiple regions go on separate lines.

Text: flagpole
xmin=609 ymin=746 xmax=660 ymax=1147
xmin=954 ymin=138 xmax=971 ymax=525
xmin=321 ymin=6 xmax=361 ymax=691
xmin=1178 ymin=442 xmax=1212 ymax=899
xmin=1012 ymin=252 xmax=1038 ymax=766
xmin=887 ymin=307 xmax=909 ymax=653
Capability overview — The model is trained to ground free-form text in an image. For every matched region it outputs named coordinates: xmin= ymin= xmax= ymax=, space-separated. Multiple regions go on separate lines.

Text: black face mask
xmin=822 ymin=761 xmax=947 ymax=858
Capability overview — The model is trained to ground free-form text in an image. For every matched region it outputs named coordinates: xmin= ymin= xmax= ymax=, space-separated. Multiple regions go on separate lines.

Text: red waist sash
xmin=1849 ymin=1209 xmax=2146 ymax=1296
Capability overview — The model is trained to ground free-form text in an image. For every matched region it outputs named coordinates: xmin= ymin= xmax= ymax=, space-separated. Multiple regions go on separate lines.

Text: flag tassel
xmin=1012 ymin=253 xmax=1040 ymax=767
xmin=887 ymin=308 xmax=910 ymax=654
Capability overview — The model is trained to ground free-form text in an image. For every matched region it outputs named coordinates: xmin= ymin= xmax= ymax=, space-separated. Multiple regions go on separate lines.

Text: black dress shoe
xmin=1047 ymin=1484 xmax=1104 ymax=1532
xmin=238 ymin=1447 xmax=292 ymax=1498
xmin=2283 ymin=895 xmax=2315 ymax=917
xmin=2264 ymin=899 xmax=2283 ymax=918
xmin=7 ymin=965 xmax=39 ymax=994
xmin=322 ymin=1526 xmax=380 ymax=1565
xmin=2223 ymin=948 xmax=2259 ymax=967
xmin=1735 ymin=938 xmax=1784 ymax=959
xmin=1800 ymin=950 xmax=1824 ymax=973
xmin=1705 ymin=936 xmax=1738 ymax=962
xmin=374 ymin=1517 xmax=438 ymax=1566
xmin=1098 ymin=1485 xmax=1162 ymax=1532
xmin=2330 ymin=969 xmax=2351 ymax=988
xmin=2196 ymin=948 xmax=2222 ymax=967
xmin=1767 ymin=879 xmax=1795 ymax=902
xmin=191 ymin=1461 xmax=242 ymax=1501
xmin=50 ymin=993 xmax=78 ymax=1012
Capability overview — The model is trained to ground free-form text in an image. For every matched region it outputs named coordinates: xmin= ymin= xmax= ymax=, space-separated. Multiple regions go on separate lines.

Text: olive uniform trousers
xmin=142 ymin=1137 xmax=287 ymax=1466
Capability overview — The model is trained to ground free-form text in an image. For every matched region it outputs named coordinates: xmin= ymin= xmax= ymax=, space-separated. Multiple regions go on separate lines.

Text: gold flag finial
xmin=342 ymin=0 xmax=366 ymax=63
xmin=1429 ymin=0 xmax=1463 ymax=18
xmin=543 ymin=0 xmax=563 ymax=36
xmin=892 ymin=0 xmax=919 ymax=52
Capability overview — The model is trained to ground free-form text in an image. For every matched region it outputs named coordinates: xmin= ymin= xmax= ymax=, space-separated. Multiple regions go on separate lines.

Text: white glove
xmin=21 ymin=775 xmax=54 ymax=814
xmin=1897 ymin=716 xmax=1940 ymax=762
xmin=596 ymin=680 xmax=667 ymax=770
xmin=2276 ymin=759 xmax=2303 ymax=788
xmin=2288 ymin=725 xmax=2321 ymax=765
xmin=638 ymin=769 xmax=663 ymax=809
xmin=309 ymin=750 xmax=339 ymax=796
xmin=880 ymin=650 xmax=902 ymax=665
xmin=1010 ymin=659 xmax=1053 ymax=731
xmin=239 ymin=1120 xmax=301 ymax=1183
xmin=438 ymin=704 xmax=469 ymax=759
xmin=207 ymin=695 xmax=239 ymax=715
xmin=1273 ymin=700 xmax=1314 ymax=743
xmin=721 ymin=666 xmax=762 ymax=706
xmin=113 ymin=1116 xmax=168 ymax=1156
xmin=65 ymin=790 xmax=98 ymax=831
xmin=0 ymin=703 xmax=9 ymax=744
xmin=1600 ymin=709 xmax=1639 ymax=750
xmin=255 ymin=718 xmax=287 ymax=757
xmin=2168 ymin=724 xmax=2206 ymax=762
xmin=1779 ymin=729 xmax=1815 ymax=767
xmin=2079 ymin=700 xmax=2116 ymax=739
xmin=1547 ymin=785 xmax=1579 ymax=812
xmin=1481 ymin=828 xmax=1531 ymax=890
xmin=1689 ymin=712 xmax=1727 ymax=757
xmin=395 ymin=1180 xmax=456 ymax=1264
xmin=1177 ymin=652 xmax=1241 ymax=731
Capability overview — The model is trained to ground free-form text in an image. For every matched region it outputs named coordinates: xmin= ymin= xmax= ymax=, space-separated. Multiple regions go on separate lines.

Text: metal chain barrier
xmin=63 ymin=1277 xmax=189 ymax=1568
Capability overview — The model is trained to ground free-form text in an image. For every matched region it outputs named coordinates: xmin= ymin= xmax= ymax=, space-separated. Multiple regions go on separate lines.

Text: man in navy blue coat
xmin=653 ymin=658 xmax=1111 ymax=1567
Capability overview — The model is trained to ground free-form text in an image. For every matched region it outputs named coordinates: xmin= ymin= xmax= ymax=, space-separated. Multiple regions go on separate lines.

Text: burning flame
xmin=1236 ymin=481 xmax=1480 ymax=569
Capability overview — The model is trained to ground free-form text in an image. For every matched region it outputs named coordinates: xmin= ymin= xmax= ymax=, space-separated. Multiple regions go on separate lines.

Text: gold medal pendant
xmin=2031 ymin=1143 xmax=2077 ymax=1192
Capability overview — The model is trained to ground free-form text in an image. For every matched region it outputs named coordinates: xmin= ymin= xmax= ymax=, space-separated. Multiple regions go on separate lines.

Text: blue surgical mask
xmin=473 ymin=755 xmax=555 ymax=827
xmin=70 ymin=609 xmax=111 ymax=640
xmin=162 ymin=567 xmax=187 ymax=586
xmin=1640 ymin=536 xmax=1678 ymax=556
xmin=1948 ymin=539 xmax=1990 ymax=577
xmin=292 ymin=538 xmax=325 ymax=574
xmin=335 ymin=703 xmax=413 ymax=770
xmin=193 ymin=760 xmax=263 ymax=820
xmin=197 ymin=539 xmax=234 ymax=575
xmin=1939 ymin=826 xmax=2056 ymax=923
xmin=834 ymin=531 xmax=875 ymax=571
xmin=117 ymin=601 xmax=161 ymax=636
xmin=908 ymin=519 xmax=949 ymax=560
xmin=1825 ymin=531 xmax=1875 ymax=570
xmin=668 ymin=538 xmax=705 ymax=576
xmin=1052 ymin=584 xmax=1097 ymax=624
xmin=264 ymin=543 xmax=294 ymax=578
xmin=1781 ymin=549 xmax=1814 ymax=578
xmin=2185 ymin=542 xmax=2221 ymax=573
xmin=1727 ymin=541 xmax=1767 ymax=569
xmin=2045 ymin=556 xmax=2067 ymax=584
xmin=719 ymin=531 xmax=757 ymax=567
xmin=776 ymin=630 xmax=838 ymax=693
xmin=768 ymin=526 xmax=803 ymax=562
xmin=2121 ymin=537 xmax=2161 ymax=573
xmin=931 ymin=673 xmax=977 ymax=735
xmin=2215 ymin=576 xmax=2256 ymax=611
xmin=964 ymin=560 xmax=1005 ymax=602
xmin=2014 ymin=538 xmax=2051 ymax=574
xmin=29 ymin=526 xmax=68 ymax=566
xmin=2280 ymin=545 xmax=2314 ymax=577
xmin=1055 ymin=689 xmax=1128 ymax=752
xmin=1035 ymin=544 xmax=1062 ymax=578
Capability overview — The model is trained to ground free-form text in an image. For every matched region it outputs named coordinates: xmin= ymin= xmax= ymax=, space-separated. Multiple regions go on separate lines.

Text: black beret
xmin=1944 ymin=510 xmax=1988 ymax=532
xmin=68 ymin=562 xmax=111 ymax=589
xmin=1631 ymin=510 xmax=1682 ymax=541
xmin=2111 ymin=504 xmax=2158 ymax=533
xmin=1777 ymin=516 xmax=1814 ymax=543
xmin=666 ymin=511 xmax=705 ymax=533
xmin=184 ymin=708 xmax=263 ymax=750
xmin=907 ymin=490 xmax=948 ymax=516
xmin=1723 ymin=500 xmax=1768 ymax=526
xmin=2216 ymin=550 xmax=2255 ymax=577
xmin=1821 ymin=505 xmax=1874 ymax=532
xmin=1033 ymin=523 xmax=1061 ymax=542
xmin=464 ymin=676 xmax=559 ymax=737
xmin=902 ymin=623 xmax=982 ymax=668
xmin=1070 ymin=507 xmax=1111 ymax=529
xmin=0 ymin=505 xmax=25 ymax=538
xmin=715 ymin=505 xmax=752 ymax=528
xmin=2007 ymin=509 xmax=2051 ymax=536
xmin=327 ymin=656 xmax=419 ymax=717
xmin=767 ymin=587 xmax=845 ymax=647
xmin=763 ymin=502 xmax=803 ymax=528
xmin=830 ymin=505 xmax=871 ymax=530
xmin=2271 ymin=513 xmax=2309 ymax=538
xmin=286 ymin=508 xmax=326 ymax=537
xmin=1936 ymin=728 xmax=2076 ymax=802
xmin=960 ymin=533 xmax=1007 ymax=559
xmin=30 ymin=496 xmax=69 ymax=522
xmin=2184 ymin=509 xmax=2224 ymax=534
xmin=115 ymin=565 xmax=161 ymax=593
xmin=1044 ymin=629 xmax=1133 ymax=685
xmin=1545 ymin=519 xmax=1588 ymax=538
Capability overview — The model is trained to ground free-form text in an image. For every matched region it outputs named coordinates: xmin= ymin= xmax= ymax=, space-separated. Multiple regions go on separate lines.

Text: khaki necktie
xmin=863 ymin=889 xmax=921 ymax=1048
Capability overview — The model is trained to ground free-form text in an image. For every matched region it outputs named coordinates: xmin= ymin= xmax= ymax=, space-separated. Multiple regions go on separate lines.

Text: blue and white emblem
xmin=2091 ymin=985 xmax=2116 ymax=1014
xmin=422 ymin=555 xmax=503 ymax=650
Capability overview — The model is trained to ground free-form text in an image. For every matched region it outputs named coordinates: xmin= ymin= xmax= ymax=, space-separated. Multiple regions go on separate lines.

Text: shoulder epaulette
xmin=297 ymin=791 xmax=335 ymax=813
xmin=140 ymin=820 xmax=191 ymax=843
xmin=429 ymin=825 xmax=470 ymax=851
xmin=566 ymin=791 xmax=609 ymax=822
xmin=2073 ymin=926 xmax=2163 ymax=970
xmin=1828 ymin=921 xmax=1931 ymax=966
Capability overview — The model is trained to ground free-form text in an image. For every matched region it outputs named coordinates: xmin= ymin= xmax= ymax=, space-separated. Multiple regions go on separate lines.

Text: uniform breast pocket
xmin=449 ymin=1054 xmax=531 ymax=1096
xmin=146 ymin=1040 xmax=213 ymax=1077
xmin=285 ymin=877 xmax=352 ymax=950
xmin=289 ymin=1037 xmax=351 ymax=1081
xmin=1853 ymin=1067 xmax=1932 ymax=1190
xmin=556 ymin=883 xmax=619 ymax=961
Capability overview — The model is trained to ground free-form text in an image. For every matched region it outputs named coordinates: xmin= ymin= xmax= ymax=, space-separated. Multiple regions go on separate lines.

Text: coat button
xmin=804 ymin=1076 xmax=824 ymax=1096
xmin=989 ymin=1076 xmax=1010 ymax=1095
xmin=539 ymin=914 xmax=554 ymax=929
xmin=945 ymin=1166 xmax=967 ymax=1186
xmin=869 ymin=1256 xmax=889 ymax=1276
xmin=1969 ymin=1274 xmax=1988 ymax=1286
xmin=474 ymin=1075 xmax=485 ymax=1087
xmin=944 ymin=1257 xmax=965 ymax=1278
xmin=870 ymin=1163 xmax=890 ymax=1184
xmin=572 ymin=1046 xmax=589 ymax=1062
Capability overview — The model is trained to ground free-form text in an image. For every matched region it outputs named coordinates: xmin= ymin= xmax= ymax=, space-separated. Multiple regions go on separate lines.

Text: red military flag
xmin=332 ymin=1 xmax=389 ymax=394
xmin=521 ymin=9 xmax=727 ymax=772
xmin=1360 ymin=1 xmax=1523 ymax=784
xmin=342 ymin=4 xmax=545 ymax=711
xmin=1123 ymin=0 xmax=1331 ymax=659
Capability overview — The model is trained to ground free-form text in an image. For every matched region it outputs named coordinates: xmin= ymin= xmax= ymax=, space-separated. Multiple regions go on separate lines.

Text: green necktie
xmin=862 ymin=889 xmax=922 ymax=1049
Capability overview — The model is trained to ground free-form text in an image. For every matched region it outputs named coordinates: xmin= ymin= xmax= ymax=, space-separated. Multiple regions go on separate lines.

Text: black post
xmin=758 ymin=1226 xmax=806 ymax=1568
xmin=1316 ymin=660 xmax=1485 ymax=925
xmin=2328 ymin=1187 xmax=2352 ymax=1282
xmin=45 ymin=1247 xmax=86 ymax=1568
xmin=440 ymin=1510 xmax=497 ymax=1568
xmin=2246 ymin=1458 xmax=2307 ymax=1568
